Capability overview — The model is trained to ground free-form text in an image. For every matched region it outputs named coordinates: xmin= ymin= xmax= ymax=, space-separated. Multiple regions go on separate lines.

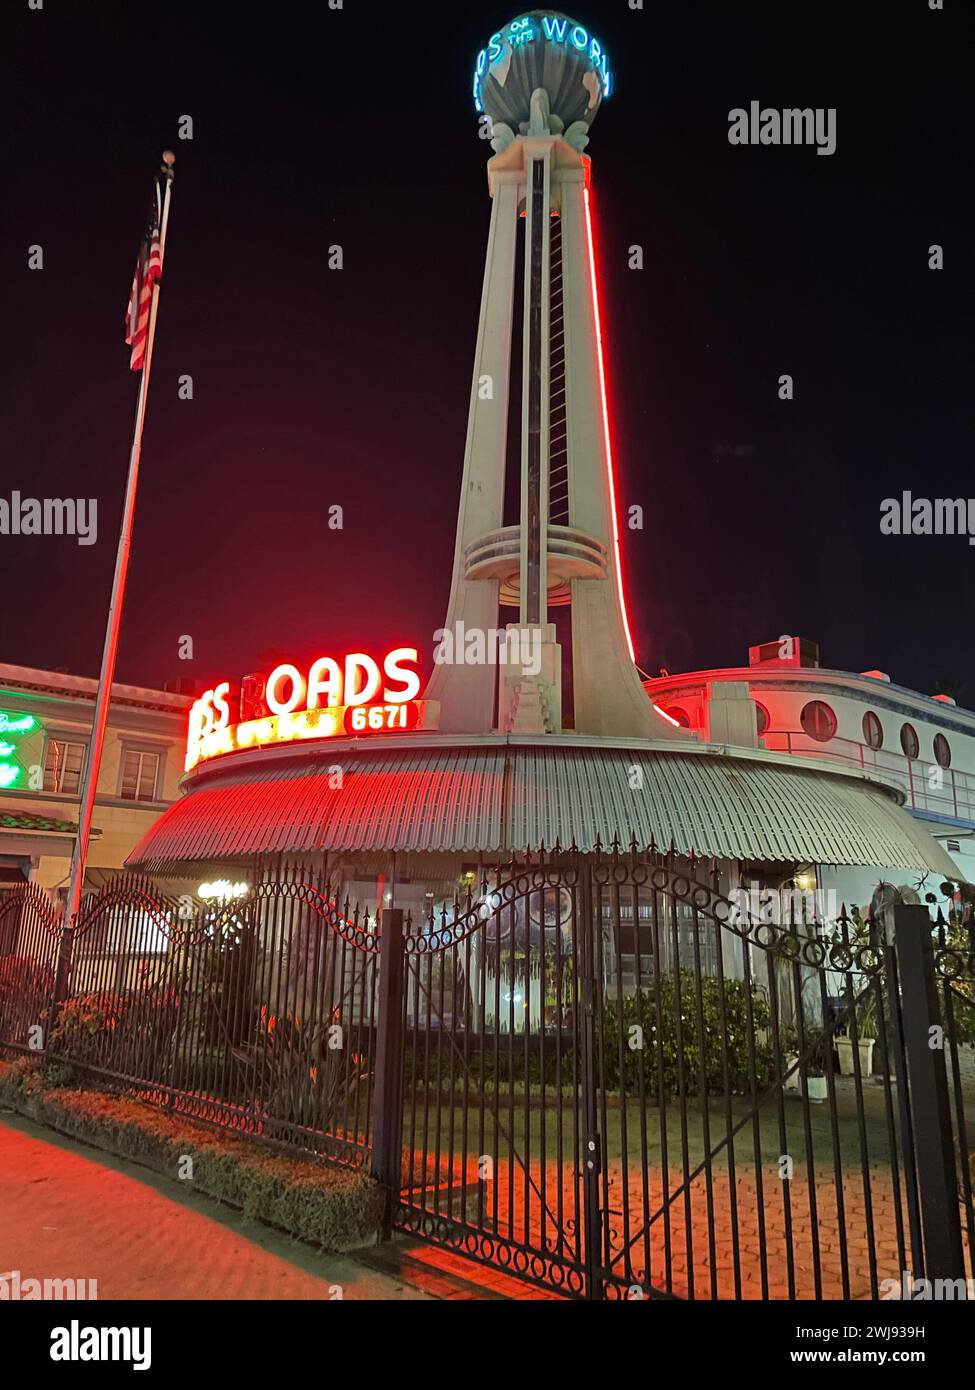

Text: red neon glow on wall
xmin=583 ymin=185 xmax=637 ymax=665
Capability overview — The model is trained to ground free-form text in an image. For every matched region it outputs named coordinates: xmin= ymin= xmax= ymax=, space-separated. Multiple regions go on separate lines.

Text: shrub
xmin=0 ymin=956 xmax=55 ymax=1044
xmin=232 ymin=1009 xmax=371 ymax=1138
xmin=42 ymin=1059 xmax=78 ymax=1089
xmin=50 ymin=986 xmax=180 ymax=1082
xmin=1 ymin=1054 xmax=46 ymax=1096
xmin=601 ymin=970 xmax=774 ymax=1099
xmin=401 ymin=972 xmax=774 ymax=1103
xmin=403 ymin=1036 xmax=579 ymax=1097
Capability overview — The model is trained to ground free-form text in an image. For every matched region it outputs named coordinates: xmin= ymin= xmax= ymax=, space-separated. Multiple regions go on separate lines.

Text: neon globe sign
xmin=473 ymin=12 xmax=614 ymax=116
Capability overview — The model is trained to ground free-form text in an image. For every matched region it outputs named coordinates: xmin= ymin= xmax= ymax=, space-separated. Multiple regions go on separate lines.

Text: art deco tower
xmin=425 ymin=10 xmax=682 ymax=742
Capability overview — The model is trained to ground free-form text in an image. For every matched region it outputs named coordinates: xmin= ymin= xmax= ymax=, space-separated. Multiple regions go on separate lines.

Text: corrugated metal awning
xmin=126 ymin=740 xmax=962 ymax=878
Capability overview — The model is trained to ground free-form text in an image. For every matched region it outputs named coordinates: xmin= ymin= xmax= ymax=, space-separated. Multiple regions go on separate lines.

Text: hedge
xmin=0 ymin=1057 xmax=383 ymax=1253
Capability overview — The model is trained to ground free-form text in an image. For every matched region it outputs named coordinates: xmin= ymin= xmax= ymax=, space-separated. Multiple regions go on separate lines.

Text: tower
xmin=426 ymin=10 xmax=681 ymax=741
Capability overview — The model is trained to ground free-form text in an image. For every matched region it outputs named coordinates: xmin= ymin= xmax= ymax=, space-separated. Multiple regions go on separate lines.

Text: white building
xmin=644 ymin=637 xmax=973 ymax=913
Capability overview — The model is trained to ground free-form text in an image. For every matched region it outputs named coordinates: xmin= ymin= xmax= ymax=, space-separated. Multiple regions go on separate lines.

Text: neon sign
xmin=0 ymin=710 xmax=38 ymax=789
xmin=473 ymin=14 xmax=613 ymax=113
xmin=185 ymin=646 xmax=437 ymax=771
xmin=0 ymin=712 xmax=37 ymax=735
xmin=344 ymin=702 xmax=423 ymax=735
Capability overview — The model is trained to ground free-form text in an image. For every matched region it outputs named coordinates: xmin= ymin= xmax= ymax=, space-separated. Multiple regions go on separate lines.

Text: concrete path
xmin=0 ymin=1113 xmax=432 ymax=1301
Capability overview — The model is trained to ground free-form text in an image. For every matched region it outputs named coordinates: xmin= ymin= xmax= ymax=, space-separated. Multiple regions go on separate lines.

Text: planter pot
xmin=805 ymin=1075 xmax=828 ymax=1104
xmin=835 ymin=1037 xmax=876 ymax=1077
xmin=784 ymin=1053 xmax=801 ymax=1093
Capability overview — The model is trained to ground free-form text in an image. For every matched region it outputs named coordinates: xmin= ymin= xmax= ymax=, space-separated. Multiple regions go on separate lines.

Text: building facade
xmin=644 ymin=638 xmax=974 ymax=912
xmin=0 ymin=663 xmax=190 ymax=894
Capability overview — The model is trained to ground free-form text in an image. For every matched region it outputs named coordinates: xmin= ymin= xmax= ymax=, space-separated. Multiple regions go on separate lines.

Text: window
xmin=800 ymin=700 xmax=837 ymax=742
xmin=663 ymin=705 xmax=690 ymax=729
xmin=43 ymin=738 xmax=86 ymax=794
xmin=900 ymin=723 xmax=919 ymax=760
xmin=753 ymin=701 xmax=770 ymax=736
xmin=933 ymin=733 xmax=951 ymax=769
xmin=862 ymin=711 xmax=884 ymax=750
xmin=120 ymin=748 xmax=161 ymax=802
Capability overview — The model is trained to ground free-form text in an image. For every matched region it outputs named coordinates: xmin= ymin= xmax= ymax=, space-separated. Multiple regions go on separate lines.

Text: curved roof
xmin=126 ymin=736 xmax=961 ymax=878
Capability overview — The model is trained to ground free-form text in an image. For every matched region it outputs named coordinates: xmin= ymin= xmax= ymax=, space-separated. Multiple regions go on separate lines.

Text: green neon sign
xmin=0 ymin=709 xmax=38 ymax=789
xmin=0 ymin=711 xmax=37 ymax=735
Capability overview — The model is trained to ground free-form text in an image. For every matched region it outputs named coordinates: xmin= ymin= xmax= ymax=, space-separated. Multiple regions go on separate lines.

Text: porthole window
xmin=754 ymin=701 xmax=770 ymax=736
xmin=800 ymin=700 xmax=837 ymax=743
xmin=862 ymin=711 xmax=883 ymax=751
xmin=664 ymin=705 xmax=690 ymax=729
xmin=933 ymin=733 xmax=951 ymax=769
xmin=900 ymin=723 xmax=920 ymax=760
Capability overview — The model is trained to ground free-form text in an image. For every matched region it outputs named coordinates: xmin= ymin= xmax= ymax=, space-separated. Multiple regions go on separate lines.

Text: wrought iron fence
xmin=0 ymin=865 xmax=380 ymax=1168
xmin=0 ymin=846 xmax=972 ymax=1301
xmin=0 ymin=883 xmax=61 ymax=1056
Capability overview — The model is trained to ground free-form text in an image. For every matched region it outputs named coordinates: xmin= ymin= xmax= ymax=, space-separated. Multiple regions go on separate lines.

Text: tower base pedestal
xmin=497 ymin=624 xmax=562 ymax=734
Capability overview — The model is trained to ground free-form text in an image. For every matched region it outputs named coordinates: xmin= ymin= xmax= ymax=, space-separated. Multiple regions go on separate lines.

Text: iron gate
xmin=386 ymin=847 xmax=975 ymax=1300
xmin=392 ymin=856 xmax=595 ymax=1294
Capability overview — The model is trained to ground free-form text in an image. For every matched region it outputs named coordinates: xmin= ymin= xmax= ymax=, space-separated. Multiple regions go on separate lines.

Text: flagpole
xmin=63 ymin=150 xmax=176 ymax=930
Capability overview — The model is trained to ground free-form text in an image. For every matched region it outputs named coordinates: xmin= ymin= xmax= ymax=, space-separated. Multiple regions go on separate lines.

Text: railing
xmin=763 ymin=730 xmax=975 ymax=825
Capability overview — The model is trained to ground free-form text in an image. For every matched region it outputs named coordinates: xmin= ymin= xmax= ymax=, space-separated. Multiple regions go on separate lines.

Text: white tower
xmin=426 ymin=11 xmax=682 ymax=742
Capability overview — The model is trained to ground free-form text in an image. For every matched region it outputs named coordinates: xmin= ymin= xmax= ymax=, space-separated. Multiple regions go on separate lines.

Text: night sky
xmin=2 ymin=1 xmax=972 ymax=702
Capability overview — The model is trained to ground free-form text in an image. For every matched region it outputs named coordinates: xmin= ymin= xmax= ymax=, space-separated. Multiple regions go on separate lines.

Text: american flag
xmin=124 ymin=181 xmax=163 ymax=371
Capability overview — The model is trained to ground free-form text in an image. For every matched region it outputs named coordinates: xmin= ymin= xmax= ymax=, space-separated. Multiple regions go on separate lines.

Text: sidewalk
xmin=0 ymin=1112 xmax=432 ymax=1301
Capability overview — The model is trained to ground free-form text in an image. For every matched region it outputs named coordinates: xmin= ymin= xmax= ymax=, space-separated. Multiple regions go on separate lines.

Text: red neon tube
xmin=583 ymin=185 xmax=637 ymax=665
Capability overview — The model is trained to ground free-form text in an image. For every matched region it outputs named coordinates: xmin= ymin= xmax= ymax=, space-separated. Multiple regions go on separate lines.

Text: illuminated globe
xmin=473 ymin=11 xmax=612 ymax=132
